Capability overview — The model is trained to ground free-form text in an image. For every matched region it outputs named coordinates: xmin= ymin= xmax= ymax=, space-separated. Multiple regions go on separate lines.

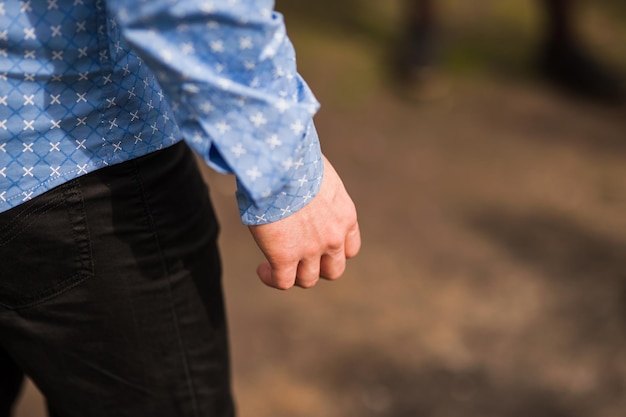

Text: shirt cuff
xmin=236 ymin=122 xmax=323 ymax=225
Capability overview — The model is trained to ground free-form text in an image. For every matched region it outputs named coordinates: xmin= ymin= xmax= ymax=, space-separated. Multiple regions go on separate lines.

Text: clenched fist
xmin=248 ymin=156 xmax=361 ymax=289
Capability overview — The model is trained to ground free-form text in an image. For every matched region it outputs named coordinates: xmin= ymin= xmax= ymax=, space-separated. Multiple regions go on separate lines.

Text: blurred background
xmin=15 ymin=0 xmax=626 ymax=416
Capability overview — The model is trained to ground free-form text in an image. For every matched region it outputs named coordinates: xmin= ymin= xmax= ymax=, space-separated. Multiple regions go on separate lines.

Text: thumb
xmin=256 ymin=262 xmax=273 ymax=285
xmin=256 ymin=261 xmax=299 ymax=290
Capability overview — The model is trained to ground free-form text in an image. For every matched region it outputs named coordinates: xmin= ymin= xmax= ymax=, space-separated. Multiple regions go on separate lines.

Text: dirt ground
xmin=14 ymin=1 xmax=626 ymax=416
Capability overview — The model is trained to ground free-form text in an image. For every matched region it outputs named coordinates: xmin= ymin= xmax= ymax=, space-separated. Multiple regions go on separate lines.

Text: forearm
xmin=105 ymin=0 xmax=322 ymax=223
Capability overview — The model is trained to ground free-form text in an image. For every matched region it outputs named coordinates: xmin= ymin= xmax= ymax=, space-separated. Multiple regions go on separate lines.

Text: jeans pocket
xmin=0 ymin=181 xmax=94 ymax=310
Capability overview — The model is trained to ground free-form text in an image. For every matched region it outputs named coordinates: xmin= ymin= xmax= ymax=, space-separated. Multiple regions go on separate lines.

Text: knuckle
xmin=321 ymin=255 xmax=346 ymax=280
xmin=345 ymin=241 xmax=359 ymax=258
xmin=301 ymin=247 xmax=319 ymax=259
xmin=271 ymin=253 xmax=299 ymax=266
xmin=297 ymin=276 xmax=319 ymax=289
xmin=270 ymin=269 xmax=297 ymax=290
xmin=326 ymin=232 xmax=344 ymax=252
xmin=331 ymin=265 xmax=346 ymax=280
xmin=274 ymin=280 xmax=294 ymax=290
xmin=345 ymin=204 xmax=358 ymax=226
xmin=323 ymin=265 xmax=345 ymax=281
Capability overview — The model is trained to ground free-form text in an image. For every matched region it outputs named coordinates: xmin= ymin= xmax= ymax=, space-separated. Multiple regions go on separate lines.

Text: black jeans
xmin=0 ymin=142 xmax=235 ymax=417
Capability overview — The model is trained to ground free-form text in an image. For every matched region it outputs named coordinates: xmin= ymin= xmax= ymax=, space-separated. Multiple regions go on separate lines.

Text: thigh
xmin=0 ymin=179 xmax=93 ymax=310
xmin=0 ymin=347 xmax=23 ymax=417
xmin=0 ymin=143 xmax=234 ymax=417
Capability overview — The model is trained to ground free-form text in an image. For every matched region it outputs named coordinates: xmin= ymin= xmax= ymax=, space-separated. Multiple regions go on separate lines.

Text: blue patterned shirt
xmin=0 ymin=0 xmax=323 ymax=225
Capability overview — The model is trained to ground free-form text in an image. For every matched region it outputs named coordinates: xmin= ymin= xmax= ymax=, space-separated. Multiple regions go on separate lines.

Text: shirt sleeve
xmin=105 ymin=0 xmax=324 ymax=225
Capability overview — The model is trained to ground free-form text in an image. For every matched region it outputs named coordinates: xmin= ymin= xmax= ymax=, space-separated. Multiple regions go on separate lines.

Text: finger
xmin=257 ymin=261 xmax=298 ymax=290
xmin=344 ymin=221 xmax=361 ymax=259
xmin=295 ymin=258 xmax=321 ymax=289
xmin=320 ymin=250 xmax=346 ymax=280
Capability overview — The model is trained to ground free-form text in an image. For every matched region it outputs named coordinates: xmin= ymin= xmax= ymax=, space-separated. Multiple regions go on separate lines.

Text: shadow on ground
xmin=470 ymin=208 xmax=626 ymax=344
xmin=321 ymin=348 xmax=582 ymax=417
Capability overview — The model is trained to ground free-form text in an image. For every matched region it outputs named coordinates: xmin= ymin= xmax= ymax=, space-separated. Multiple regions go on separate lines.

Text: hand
xmin=248 ymin=155 xmax=361 ymax=289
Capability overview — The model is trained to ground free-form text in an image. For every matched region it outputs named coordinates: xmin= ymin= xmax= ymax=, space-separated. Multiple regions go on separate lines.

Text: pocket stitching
xmin=0 ymin=181 xmax=94 ymax=311
xmin=0 ymin=272 xmax=91 ymax=310
xmin=0 ymin=197 xmax=66 ymax=246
